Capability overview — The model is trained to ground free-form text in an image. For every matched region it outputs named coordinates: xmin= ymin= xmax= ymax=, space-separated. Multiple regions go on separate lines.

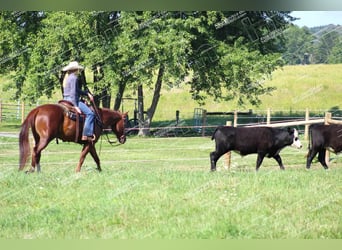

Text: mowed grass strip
xmin=0 ymin=136 xmax=341 ymax=239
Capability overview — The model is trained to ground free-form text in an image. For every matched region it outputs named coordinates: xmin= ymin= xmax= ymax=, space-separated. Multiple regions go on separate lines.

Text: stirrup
xmin=81 ymin=134 xmax=96 ymax=142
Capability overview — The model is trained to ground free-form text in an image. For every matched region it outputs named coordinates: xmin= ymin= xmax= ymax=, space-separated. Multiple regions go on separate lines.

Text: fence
xmin=2 ymin=100 xmax=342 ymax=169
xmin=0 ymin=100 xmax=26 ymax=123
xmin=0 ymin=100 xmax=50 ymax=124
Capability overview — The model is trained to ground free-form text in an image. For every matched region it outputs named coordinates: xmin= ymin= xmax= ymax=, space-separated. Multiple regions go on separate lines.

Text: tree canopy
xmin=1 ymin=11 xmax=297 ymax=132
xmin=282 ymin=24 xmax=342 ymax=65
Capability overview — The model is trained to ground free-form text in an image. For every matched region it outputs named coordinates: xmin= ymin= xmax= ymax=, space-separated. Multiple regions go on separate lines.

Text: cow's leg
xmin=306 ymin=148 xmax=318 ymax=169
xmin=210 ymin=149 xmax=226 ymax=171
xmin=273 ymin=154 xmax=285 ymax=170
xmin=318 ymin=149 xmax=329 ymax=169
xmin=256 ymin=153 xmax=266 ymax=171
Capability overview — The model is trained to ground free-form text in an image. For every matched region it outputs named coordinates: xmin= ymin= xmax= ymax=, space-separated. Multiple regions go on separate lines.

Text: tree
xmin=313 ymin=30 xmax=341 ymax=64
xmin=0 ymin=11 xmax=120 ymax=105
xmin=282 ymin=25 xmax=315 ymax=65
xmin=0 ymin=11 xmax=46 ymax=98
xmin=327 ymin=40 xmax=342 ymax=63
xmin=185 ymin=11 xmax=294 ymax=106
xmin=108 ymin=11 xmax=194 ymax=135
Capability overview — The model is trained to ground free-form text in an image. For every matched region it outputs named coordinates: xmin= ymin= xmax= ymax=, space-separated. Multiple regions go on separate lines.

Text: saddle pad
xmin=67 ymin=111 xmax=85 ymax=123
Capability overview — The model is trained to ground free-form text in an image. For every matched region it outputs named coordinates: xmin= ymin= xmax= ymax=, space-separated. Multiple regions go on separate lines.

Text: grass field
xmin=1 ymin=64 xmax=342 ymax=239
xmin=0 ymin=135 xmax=341 ymax=239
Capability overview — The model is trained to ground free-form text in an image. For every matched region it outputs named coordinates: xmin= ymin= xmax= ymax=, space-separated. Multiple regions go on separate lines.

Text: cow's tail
xmin=19 ymin=108 xmax=37 ymax=171
xmin=211 ymin=126 xmax=221 ymax=140
xmin=307 ymin=124 xmax=313 ymax=151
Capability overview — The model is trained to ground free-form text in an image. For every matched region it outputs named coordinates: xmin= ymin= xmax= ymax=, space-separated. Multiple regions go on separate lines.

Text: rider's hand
xmin=88 ymin=93 xmax=94 ymax=102
xmin=75 ymin=107 xmax=82 ymax=114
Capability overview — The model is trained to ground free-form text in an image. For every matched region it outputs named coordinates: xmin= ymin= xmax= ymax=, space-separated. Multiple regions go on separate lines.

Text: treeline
xmin=283 ymin=24 xmax=342 ymax=65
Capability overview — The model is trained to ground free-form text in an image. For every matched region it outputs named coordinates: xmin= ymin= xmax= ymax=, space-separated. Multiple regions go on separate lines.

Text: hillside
xmin=144 ymin=64 xmax=342 ymax=121
xmin=309 ymin=24 xmax=342 ymax=36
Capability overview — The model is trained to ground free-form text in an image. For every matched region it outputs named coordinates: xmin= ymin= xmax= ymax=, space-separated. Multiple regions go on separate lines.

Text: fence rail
xmin=202 ymin=108 xmax=342 ymax=140
xmin=0 ymin=100 xmax=54 ymax=124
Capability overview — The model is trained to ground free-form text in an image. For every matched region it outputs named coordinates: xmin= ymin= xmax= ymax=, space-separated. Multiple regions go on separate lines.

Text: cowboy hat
xmin=62 ymin=61 xmax=84 ymax=71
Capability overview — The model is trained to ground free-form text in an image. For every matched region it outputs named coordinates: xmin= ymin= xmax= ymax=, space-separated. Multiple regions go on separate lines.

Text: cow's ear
xmin=287 ymin=127 xmax=294 ymax=134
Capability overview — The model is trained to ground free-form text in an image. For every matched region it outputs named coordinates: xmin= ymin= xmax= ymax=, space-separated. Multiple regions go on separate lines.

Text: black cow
xmin=306 ymin=124 xmax=342 ymax=169
xmin=210 ymin=126 xmax=302 ymax=171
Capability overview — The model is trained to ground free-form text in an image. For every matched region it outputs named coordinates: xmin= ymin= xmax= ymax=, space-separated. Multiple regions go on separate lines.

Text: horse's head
xmin=100 ymin=109 xmax=127 ymax=144
xmin=113 ymin=111 xmax=127 ymax=144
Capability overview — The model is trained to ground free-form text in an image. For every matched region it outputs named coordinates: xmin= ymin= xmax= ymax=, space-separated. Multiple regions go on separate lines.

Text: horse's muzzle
xmin=119 ymin=135 xmax=126 ymax=144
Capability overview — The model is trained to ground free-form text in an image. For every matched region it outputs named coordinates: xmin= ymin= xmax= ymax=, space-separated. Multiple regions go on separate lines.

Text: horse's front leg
xmin=89 ymin=144 xmax=101 ymax=172
xmin=76 ymin=144 xmax=90 ymax=172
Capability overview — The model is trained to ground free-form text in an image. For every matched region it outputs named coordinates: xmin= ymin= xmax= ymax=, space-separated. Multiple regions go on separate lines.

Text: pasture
xmin=0 ymin=134 xmax=341 ymax=239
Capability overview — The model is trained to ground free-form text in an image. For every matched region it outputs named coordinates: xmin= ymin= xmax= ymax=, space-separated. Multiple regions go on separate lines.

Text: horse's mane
xmin=99 ymin=108 xmax=122 ymax=115
xmin=98 ymin=108 xmax=125 ymax=124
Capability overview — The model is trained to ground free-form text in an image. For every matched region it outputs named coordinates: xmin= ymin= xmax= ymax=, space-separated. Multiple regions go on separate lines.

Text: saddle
xmin=59 ymin=100 xmax=85 ymax=121
xmin=58 ymin=100 xmax=86 ymax=142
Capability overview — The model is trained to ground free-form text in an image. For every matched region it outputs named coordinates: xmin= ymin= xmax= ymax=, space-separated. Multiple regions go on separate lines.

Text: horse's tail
xmin=19 ymin=108 xmax=37 ymax=171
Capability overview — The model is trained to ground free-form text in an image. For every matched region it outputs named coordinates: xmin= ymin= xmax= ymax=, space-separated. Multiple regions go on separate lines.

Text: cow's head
xmin=288 ymin=128 xmax=302 ymax=149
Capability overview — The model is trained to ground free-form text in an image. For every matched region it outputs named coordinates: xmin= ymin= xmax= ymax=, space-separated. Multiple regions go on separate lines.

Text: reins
xmin=105 ymin=132 xmax=122 ymax=146
xmin=88 ymin=96 xmax=124 ymax=150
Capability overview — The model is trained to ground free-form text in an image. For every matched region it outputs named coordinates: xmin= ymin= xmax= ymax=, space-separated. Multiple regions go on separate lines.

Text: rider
xmin=62 ymin=61 xmax=96 ymax=142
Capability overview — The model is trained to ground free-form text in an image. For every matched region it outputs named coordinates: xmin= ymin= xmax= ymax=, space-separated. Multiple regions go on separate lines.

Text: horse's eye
xmin=295 ymin=137 xmax=298 ymax=141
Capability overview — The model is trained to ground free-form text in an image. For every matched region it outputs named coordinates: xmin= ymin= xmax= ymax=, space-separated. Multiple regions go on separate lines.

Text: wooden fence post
xmin=202 ymin=109 xmax=207 ymax=137
xmin=304 ymin=108 xmax=309 ymax=140
xmin=324 ymin=112 xmax=332 ymax=166
xmin=267 ymin=108 xmax=271 ymax=125
xmin=224 ymin=121 xmax=232 ymax=169
xmin=233 ymin=110 xmax=238 ymax=127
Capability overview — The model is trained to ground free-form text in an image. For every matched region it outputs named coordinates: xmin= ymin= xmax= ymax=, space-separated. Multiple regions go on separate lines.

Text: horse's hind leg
xmin=76 ymin=144 xmax=90 ymax=172
xmin=30 ymin=137 xmax=50 ymax=173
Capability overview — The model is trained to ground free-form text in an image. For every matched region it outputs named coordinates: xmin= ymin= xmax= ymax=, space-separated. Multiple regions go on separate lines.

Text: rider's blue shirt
xmin=63 ymin=73 xmax=88 ymax=106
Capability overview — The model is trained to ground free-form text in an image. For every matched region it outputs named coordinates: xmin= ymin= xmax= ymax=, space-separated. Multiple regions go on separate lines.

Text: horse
xmin=19 ymin=103 xmax=127 ymax=173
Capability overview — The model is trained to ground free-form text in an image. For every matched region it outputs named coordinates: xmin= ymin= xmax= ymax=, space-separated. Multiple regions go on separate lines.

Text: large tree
xmin=185 ymin=11 xmax=294 ymax=106
xmin=1 ymin=11 xmax=295 ymax=135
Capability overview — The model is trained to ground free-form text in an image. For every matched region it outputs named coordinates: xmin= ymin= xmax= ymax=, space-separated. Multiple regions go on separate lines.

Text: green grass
xmin=259 ymin=64 xmax=342 ymax=111
xmin=1 ymin=64 xmax=342 ymax=239
xmin=1 ymin=135 xmax=341 ymax=239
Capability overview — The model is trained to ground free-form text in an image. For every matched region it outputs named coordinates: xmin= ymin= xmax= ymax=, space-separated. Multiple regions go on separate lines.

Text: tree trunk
xmin=137 ymin=84 xmax=146 ymax=136
xmin=138 ymin=63 xmax=165 ymax=136
xmin=93 ymin=65 xmax=111 ymax=108
xmin=113 ymin=79 xmax=127 ymax=111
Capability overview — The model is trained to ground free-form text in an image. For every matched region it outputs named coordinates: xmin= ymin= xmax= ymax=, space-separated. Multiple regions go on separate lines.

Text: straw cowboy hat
xmin=62 ymin=61 xmax=84 ymax=71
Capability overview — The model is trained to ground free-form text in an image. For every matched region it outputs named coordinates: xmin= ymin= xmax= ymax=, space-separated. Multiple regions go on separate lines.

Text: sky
xmin=291 ymin=11 xmax=342 ymax=27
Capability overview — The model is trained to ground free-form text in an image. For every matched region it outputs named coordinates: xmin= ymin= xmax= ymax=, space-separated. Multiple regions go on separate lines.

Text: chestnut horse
xmin=19 ymin=103 xmax=127 ymax=173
